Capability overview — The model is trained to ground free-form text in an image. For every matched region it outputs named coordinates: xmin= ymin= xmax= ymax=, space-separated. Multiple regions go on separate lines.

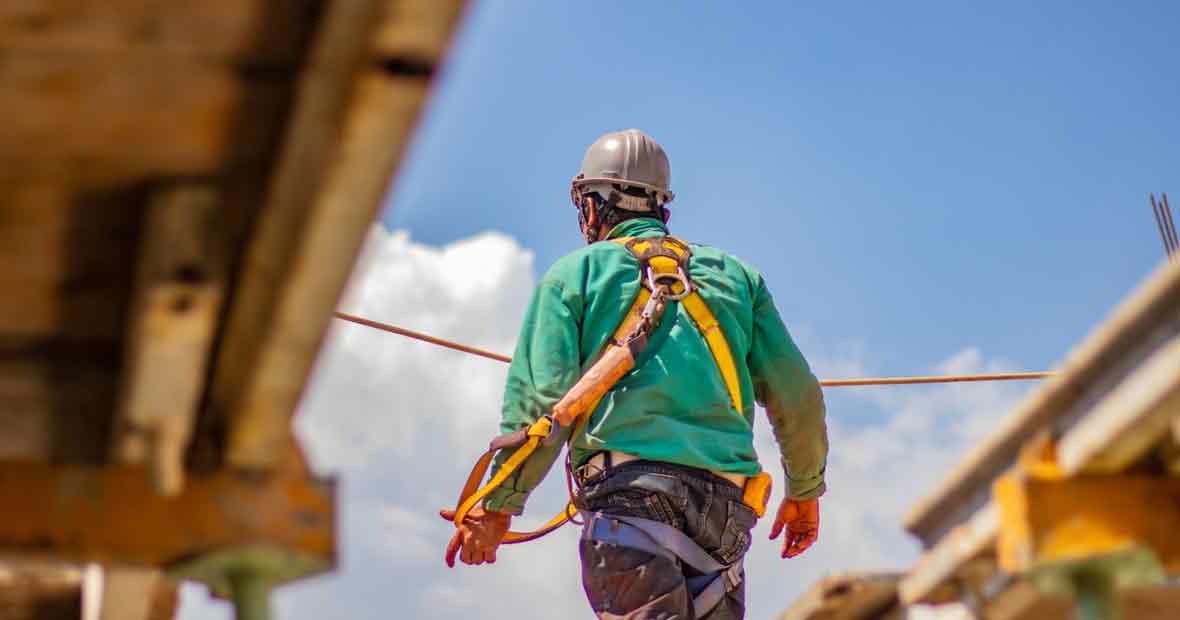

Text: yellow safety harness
xmin=451 ymin=236 xmax=771 ymax=544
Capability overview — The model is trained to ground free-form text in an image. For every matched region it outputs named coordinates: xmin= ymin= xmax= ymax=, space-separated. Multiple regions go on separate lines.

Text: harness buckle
xmin=725 ymin=563 xmax=743 ymax=589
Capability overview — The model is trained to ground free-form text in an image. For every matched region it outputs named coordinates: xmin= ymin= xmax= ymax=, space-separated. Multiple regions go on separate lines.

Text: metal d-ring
xmin=645 ymin=265 xmax=692 ymax=301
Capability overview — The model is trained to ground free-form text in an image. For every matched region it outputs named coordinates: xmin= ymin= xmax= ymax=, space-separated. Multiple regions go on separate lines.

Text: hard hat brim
xmin=571 ymin=176 xmax=675 ymax=205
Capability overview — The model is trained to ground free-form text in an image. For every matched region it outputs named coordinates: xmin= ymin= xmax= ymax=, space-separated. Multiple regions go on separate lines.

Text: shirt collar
xmin=604 ymin=217 xmax=668 ymax=240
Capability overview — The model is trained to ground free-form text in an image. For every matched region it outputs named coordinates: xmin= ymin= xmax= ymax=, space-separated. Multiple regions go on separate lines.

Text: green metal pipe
xmin=229 ymin=571 xmax=272 ymax=620
xmin=1073 ymin=571 xmax=1118 ymax=620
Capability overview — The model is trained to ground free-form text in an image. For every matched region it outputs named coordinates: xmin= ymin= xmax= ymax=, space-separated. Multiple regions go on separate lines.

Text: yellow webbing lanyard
xmin=452 ymin=236 xmax=745 ymax=542
xmin=452 ymin=288 xmax=650 ymax=543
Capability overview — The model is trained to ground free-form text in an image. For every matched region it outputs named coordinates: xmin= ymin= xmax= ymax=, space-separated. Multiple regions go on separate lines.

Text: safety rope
xmin=332 ymin=311 xmax=1053 ymax=386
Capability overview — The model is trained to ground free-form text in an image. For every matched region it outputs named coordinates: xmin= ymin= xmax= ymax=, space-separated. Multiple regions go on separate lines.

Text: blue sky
xmin=387 ymin=1 xmax=1178 ymax=383
xmin=182 ymin=3 xmax=1180 ymax=619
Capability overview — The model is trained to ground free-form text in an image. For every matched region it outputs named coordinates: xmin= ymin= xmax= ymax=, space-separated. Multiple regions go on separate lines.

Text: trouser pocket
xmin=716 ymin=499 xmax=757 ymax=564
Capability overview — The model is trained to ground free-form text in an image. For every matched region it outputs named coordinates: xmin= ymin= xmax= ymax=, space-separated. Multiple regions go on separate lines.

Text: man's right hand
xmin=768 ymin=497 xmax=819 ymax=558
xmin=439 ymin=506 xmax=512 ymax=568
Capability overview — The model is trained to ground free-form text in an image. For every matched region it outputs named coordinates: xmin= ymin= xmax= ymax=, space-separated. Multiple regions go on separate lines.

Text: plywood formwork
xmin=0 ymin=1 xmax=468 ymax=618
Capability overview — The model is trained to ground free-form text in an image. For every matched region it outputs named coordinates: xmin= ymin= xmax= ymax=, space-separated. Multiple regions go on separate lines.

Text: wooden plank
xmin=1122 ymin=586 xmax=1180 ymax=620
xmin=779 ymin=573 xmax=900 ymax=620
xmin=0 ymin=54 xmax=285 ymax=185
xmin=210 ymin=0 xmax=467 ymax=467
xmin=110 ymin=186 xmax=228 ymax=496
xmin=0 ymin=0 xmax=318 ymax=62
xmin=374 ymin=0 xmax=469 ymax=61
xmin=905 ymin=259 xmax=1180 ymax=544
xmin=0 ymin=184 xmax=141 ymax=343
xmin=0 ymin=462 xmax=334 ymax=569
xmin=0 ymin=294 xmax=127 ymax=344
xmin=985 ymin=582 xmax=1072 ymax=620
xmin=94 ymin=567 xmax=177 ymax=620
xmin=0 ymin=558 xmax=82 ymax=620
xmin=1057 ymin=334 xmax=1180 ymax=475
xmin=0 ymin=352 xmax=117 ymax=464
xmin=0 ymin=360 xmax=53 ymax=460
xmin=899 ymin=503 xmax=999 ymax=605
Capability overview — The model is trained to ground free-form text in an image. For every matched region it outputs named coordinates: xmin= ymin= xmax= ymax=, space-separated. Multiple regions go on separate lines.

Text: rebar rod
xmin=332 ymin=312 xmax=1052 ymax=387
xmin=1156 ymin=191 xmax=1175 ymax=253
xmin=1152 ymin=194 xmax=1172 ymax=257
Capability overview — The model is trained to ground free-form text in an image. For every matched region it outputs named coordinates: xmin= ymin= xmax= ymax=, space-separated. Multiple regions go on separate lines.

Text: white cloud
xmin=178 ymin=226 xmax=1034 ymax=620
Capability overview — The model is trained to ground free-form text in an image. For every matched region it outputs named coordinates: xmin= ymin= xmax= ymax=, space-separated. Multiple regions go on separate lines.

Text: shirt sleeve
xmin=482 ymin=278 xmax=583 ymax=515
xmin=747 ymin=276 xmax=829 ymax=500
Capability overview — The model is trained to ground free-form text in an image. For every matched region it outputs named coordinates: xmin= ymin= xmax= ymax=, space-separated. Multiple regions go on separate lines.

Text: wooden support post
xmin=92 ymin=567 xmax=177 ymax=620
xmin=110 ymin=185 xmax=228 ymax=496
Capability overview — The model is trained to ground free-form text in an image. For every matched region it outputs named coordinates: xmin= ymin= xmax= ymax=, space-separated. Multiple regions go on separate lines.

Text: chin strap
xmin=579 ymin=196 xmax=602 ymax=244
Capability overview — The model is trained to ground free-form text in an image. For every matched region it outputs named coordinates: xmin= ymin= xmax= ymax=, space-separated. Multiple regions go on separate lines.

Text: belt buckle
xmin=574 ymin=460 xmax=606 ymax=488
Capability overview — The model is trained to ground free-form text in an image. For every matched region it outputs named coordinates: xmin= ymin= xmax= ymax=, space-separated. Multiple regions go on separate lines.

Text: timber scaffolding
xmin=782 ymin=256 xmax=1180 ymax=620
xmin=0 ymin=2 xmax=467 ymax=619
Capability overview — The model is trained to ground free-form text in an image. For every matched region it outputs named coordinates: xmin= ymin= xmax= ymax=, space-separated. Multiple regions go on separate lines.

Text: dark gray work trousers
xmin=574 ymin=460 xmax=757 ymax=620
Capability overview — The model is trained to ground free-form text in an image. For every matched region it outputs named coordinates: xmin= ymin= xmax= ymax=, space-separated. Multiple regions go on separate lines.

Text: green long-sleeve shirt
xmin=484 ymin=218 xmax=828 ymax=515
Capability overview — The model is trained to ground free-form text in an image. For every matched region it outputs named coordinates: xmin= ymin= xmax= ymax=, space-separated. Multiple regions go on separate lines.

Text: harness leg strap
xmin=581 ymin=512 xmax=743 ymax=619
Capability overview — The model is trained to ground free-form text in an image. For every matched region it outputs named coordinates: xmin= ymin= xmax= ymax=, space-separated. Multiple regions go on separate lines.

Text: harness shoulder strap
xmin=610 ymin=236 xmax=744 ymax=413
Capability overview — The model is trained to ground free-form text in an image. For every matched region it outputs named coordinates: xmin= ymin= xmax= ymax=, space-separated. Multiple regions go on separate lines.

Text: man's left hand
xmin=439 ymin=506 xmax=512 ymax=567
xmin=768 ymin=497 xmax=819 ymax=559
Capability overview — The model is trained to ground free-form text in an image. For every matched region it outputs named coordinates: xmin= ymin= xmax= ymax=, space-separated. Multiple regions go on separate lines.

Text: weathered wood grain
xmin=0 ymin=1 xmax=319 ymax=62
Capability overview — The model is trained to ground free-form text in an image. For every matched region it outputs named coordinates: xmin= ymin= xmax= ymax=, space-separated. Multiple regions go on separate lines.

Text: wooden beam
xmin=110 ymin=186 xmax=228 ymax=496
xmin=0 ymin=184 xmax=139 ymax=343
xmin=985 ymin=582 xmax=1073 ymax=620
xmin=0 ymin=359 xmax=53 ymax=460
xmin=899 ymin=503 xmax=999 ymax=605
xmin=905 ymin=259 xmax=1180 ymax=545
xmin=0 ymin=557 xmax=83 ymax=620
xmin=0 ymin=1 xmax=317 ymax=62
xmin=0 ymin=54 xmax=284 ymax=185
xmin=1056 ymin=334 xmax=1180 ymax=475
xmin=210 ymin=0 xmax=468 ymax=468
xmin=779 ymin=573 xmax=900 ymax=620
xmin=0 ymin=462 xmax=334 ymax=571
